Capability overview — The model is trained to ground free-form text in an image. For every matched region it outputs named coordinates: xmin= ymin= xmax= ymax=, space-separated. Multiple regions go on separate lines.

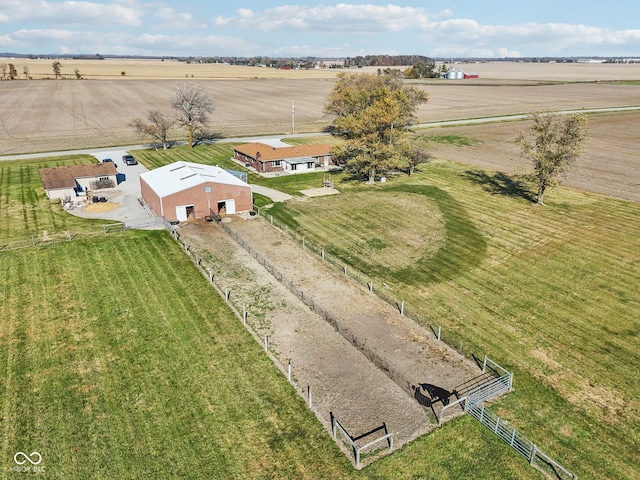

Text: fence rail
xmin=251 ymin=210 xmax=578 ymax=479
xmin=0 ymin=223 xmax=125 ymax=252
xmin=331 ymin=415 xmax=393 ymax=469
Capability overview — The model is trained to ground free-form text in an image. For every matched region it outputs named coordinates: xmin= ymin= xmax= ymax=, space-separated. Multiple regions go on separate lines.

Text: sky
xmin=1 ymin=1 xmax=639 ymax=58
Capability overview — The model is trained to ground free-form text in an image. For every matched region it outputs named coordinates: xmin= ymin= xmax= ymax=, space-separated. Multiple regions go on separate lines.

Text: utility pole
xmin=291 ymin=100 xmax=295 ymax=134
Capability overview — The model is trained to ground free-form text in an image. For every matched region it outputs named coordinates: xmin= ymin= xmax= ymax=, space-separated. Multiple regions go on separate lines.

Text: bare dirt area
xmin=422 ymin=110 xmax=640 ymax=203
xmin=1 ymin=61 xmax=640 ymax=157
xmin=178 ymin=217 xmax=483 ymax=463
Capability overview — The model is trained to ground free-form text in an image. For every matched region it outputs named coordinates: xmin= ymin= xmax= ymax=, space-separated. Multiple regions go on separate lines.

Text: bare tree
xmin=129 ymin=110 xmax=175 ymax=150
xmin=8 ymin=63 xmax=18 ymax=80
xmin=516 ymin=111 xmax=588 ymax=205
xmin=74 ymin=68 xmax=82 ymax=79
xmin=23 ymin=66 xmax=30 ymax=79
xmin=403 ymin=142 xmax=431 ymax=176
xmin=171 ymin=82 xmax=214 ymax=148
xmin=0 ymin=63 xmax=7 ymax=80
xmin=52 ymin=61 xmax=62 ymax=79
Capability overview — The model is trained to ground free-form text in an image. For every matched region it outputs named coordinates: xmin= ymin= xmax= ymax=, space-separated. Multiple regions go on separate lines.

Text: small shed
xmin=39 ymin=163 xmax=118 ymax=199
xmin=139 ymin=161 xmax=252 ymax=222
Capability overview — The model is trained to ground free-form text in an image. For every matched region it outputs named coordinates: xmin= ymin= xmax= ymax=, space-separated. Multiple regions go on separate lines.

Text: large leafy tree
xmin=171 ymin=82 xmax=214 ymax=148
xmin=517 ymin=111 xmax=588 ymax=205
xmin=324 ymin=72 xmax=428 ymax=182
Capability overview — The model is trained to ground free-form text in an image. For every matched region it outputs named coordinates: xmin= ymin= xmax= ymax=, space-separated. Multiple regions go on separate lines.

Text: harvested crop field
xmin=1 ymin=60 xmax=639 ymax=156
xmin=419 ymin=110 xmax=640 ymax=203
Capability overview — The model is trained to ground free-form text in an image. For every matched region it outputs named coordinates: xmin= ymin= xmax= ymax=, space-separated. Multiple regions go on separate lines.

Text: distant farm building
xmin=443 ymin=69 xmax=479 ymax=80
xmin=139 ymin=161 xmax=252 ymax=222
xmin=233 ymin=142 xmax=334 ymax=174
xmin=39 ymin=163 xmax=118 ymax=200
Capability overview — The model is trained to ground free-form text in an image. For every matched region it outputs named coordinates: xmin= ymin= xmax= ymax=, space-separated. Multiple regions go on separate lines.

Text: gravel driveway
xmin=66 ymin=150 xmax=154 ymax=225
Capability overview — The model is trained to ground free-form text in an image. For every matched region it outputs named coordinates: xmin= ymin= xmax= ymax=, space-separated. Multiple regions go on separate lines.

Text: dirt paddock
xmin=179 ymin=216 xmax=483 ymax=464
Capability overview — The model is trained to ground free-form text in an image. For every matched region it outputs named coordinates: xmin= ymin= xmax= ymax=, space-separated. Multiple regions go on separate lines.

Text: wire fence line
xmin=161 ymin=220 xmax=390 ymax=468
xmin=255 ymin=206 xmax=473 ymax=356
xmin=220 ymin=221 xmax=421 ymax=401
xmin=251 ymin=206 xmax=578 ymax=479
xmin=0 ymin=222 xmax=125 ymax=252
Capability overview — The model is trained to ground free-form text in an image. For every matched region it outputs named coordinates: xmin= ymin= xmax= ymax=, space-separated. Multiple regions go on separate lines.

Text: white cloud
xmin=420 ymin=19 xmax=640 ymax=57
xmin=0 ymin=0 xmax=143 ymax=26
xmin=214 ymin=4 xmax=430 ymax=34
xmin=153 ymin=7 xmax=205 ymax=29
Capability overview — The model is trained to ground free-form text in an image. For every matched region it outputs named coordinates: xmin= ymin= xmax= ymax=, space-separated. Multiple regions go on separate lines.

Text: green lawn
xmin=3 ymin=146 xmax=638 ymax=478
xmin=262 ymin=159 xmax=640 ymax=480
xmin=0 ymin=156 xmax=109 ymax=243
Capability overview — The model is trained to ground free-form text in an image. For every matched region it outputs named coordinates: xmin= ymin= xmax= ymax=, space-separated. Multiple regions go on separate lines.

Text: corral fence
xmin=466 ymin=402 xmax=577 ymax=479
xmin=0 ymin=222 xmax=124 ymax=252
xmin=160 ymin=219 xmax=392 ymax=469
xmin=331 ymin=413 xmax=393 ymax=469
xmin=438 ymin=356 xmax=512 ymax=424
xmin=251 ymin=206 xmax=578 ymax=479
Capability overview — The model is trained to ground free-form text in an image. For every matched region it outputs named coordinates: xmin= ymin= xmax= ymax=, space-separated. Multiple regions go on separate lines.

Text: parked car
xmin=102 ymin=158 xmax=117 ymax=168
xmin=123 ymin=154 xmax=138 ymax=165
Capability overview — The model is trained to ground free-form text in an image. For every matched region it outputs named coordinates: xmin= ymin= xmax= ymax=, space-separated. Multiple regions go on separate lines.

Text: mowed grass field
xmin=0 ymin=155 xmax=544 ymax=479
xmin=0 ymin=155 xmax=111 ymax=243
xmin=261 ymin=158 xmax=640 ymax=479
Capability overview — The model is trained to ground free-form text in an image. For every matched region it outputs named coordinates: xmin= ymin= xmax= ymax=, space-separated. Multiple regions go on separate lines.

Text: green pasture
xmin=0 ymin=156 xmax=108 ymax=243
xmin=263 ymin=158 xmax=640 ymax=479
xmin=3 ymin=144 xmax=638 ymax=478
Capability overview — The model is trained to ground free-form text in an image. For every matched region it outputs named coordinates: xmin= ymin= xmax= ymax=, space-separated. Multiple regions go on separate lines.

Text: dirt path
xmin=179 ymin=216 xmax=483 ymax=464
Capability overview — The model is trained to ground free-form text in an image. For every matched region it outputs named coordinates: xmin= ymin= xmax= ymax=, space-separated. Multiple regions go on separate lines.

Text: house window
xmin=204 ymin=186 xmax=212 ymax=193
xmin=99 ymin=176 xmax=109 ymax=181
xmin=307 ymin=162 xmax=314 ymax=169
xmin=291 ymin=163 xmax=298 ymax=171
xmin=273 ymin=160 xmax=281 ymax=167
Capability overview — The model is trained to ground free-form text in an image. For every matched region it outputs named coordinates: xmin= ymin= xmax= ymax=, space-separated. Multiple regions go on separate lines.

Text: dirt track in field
xmin=179 ymin=217 xmax=483 ymax=464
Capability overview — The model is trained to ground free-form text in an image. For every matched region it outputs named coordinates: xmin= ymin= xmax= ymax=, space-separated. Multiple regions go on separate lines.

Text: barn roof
xmin=40 ymin=163 xmax=117 ymax=190
xmin=234 ymin=142 xmax=332 ymax=161
xmin=139 ymin=161 xmax=250 ymax=198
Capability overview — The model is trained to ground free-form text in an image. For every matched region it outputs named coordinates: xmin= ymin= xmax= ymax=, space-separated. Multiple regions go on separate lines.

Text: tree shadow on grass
xmin=389 ymin=184 xmax=487 ymax=286
xmin=464 ymin=169 xmax=535 ymax=203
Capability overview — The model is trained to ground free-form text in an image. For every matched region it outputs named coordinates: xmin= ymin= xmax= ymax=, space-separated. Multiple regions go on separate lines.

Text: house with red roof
xmin=233 ymin=142 xmax=334 ymax=174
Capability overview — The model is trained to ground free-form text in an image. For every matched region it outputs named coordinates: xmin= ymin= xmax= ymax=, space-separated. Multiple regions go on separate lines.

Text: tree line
xmin=0 ymin=61 xmax=83 ymax=80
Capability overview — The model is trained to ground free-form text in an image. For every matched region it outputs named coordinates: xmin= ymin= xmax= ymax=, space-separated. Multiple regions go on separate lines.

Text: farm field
xmin=1 ymin=60 xmax=640 ymax=156
xmin=2 ymin=60 xmax=640 ymax=479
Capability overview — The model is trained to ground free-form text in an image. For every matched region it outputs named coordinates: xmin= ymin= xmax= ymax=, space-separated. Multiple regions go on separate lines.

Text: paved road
xmin=4 ymin=106 xmax=638 ymax=163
